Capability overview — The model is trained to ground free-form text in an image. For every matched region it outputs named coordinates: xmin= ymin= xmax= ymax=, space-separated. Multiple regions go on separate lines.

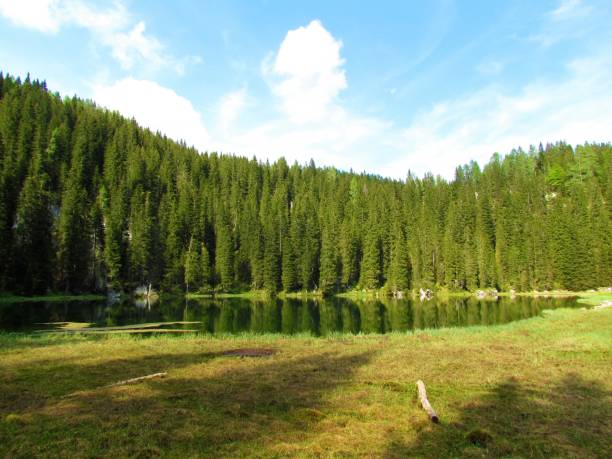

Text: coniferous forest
xmin=0 ymin=73 xmax=610 ymax=296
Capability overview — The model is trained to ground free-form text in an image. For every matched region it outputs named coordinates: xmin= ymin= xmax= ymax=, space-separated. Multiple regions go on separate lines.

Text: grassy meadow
xmin=0 ymin=298 xmax=610 ymax=458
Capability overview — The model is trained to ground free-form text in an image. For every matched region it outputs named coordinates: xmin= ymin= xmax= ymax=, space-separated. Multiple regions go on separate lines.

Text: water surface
xmin=0 ymin=295 xmax=580 ymax=335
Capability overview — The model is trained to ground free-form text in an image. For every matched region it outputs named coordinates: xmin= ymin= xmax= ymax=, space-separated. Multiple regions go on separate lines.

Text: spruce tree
xmin=184 ymin=236 xmax=201 ymax=294
xmin=57 ymin=150 xmax=91 ymax=292
xmin=215 ymin=211 xmax=234 ymax=291
xmin=104 ymin=184 xmax=128 ymax=290
xmin=360 ymin=224 xmax=382 ymax=289
xmin=388 ymin=221 xmax=410 ymax=292
xmin=281 ymin=217 xmax=298 ymax=292
xmin=200 ymin=241 xmax=212 ymax=290
xmin=129 ymin=190 xmax=155 ymax=286
xmin=319 ymin=224 xmax=340 ymax=295
xmin=14 ymin=157 xmax=53 ymax=293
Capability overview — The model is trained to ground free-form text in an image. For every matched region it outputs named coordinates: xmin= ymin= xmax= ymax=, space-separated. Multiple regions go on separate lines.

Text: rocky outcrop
xmin=475 ymin=289 xmax=498 ymax=299
xmin=419 ymin=288 xmax=433 ymax=301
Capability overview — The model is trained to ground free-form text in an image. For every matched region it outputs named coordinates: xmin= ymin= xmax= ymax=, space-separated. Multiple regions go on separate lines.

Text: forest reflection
xmin=0 ymin=295 xmax=579 ymax=334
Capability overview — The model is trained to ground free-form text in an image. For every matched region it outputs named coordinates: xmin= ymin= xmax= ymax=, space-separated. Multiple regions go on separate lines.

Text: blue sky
xmin=1 ymin=0 xmax=611 ymax=178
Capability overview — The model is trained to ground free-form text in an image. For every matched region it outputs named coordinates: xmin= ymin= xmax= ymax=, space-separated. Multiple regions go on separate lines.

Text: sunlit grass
xmin=186 ymin=290 xmax=270 ymax=300
xmin=576 ymin=291 xmax=612 ymax=306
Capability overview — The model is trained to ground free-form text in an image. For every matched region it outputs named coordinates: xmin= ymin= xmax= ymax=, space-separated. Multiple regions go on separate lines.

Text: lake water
xmin=0 ymin=295 xmax=581 ymax=335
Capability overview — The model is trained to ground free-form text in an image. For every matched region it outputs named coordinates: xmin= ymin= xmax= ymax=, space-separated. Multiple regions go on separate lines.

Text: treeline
xmin=0 ymin=72 xmax=610 ymax=295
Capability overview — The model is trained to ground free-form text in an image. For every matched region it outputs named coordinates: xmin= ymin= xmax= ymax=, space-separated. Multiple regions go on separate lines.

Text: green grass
xmin=278 ymin=290 xmax=324 ymax=299
xmin=1 ymin=306 xmax=611 ymax=458
xmin=336 ymin=288 xmax=390 ymax=299
xmin=576 ymin=291 xmax=612 ymax=306
xmin=186 ymin=290 xmax=271 ymax=300
xmin=0 ymin=293 xmax=105 ymax=303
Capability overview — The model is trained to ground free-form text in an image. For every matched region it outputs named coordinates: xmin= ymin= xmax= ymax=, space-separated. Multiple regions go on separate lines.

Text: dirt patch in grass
xmin=220 ymin=348 xmax=277 ymax=357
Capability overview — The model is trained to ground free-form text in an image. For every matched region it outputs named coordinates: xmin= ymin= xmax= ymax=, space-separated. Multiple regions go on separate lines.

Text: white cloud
xmin=212 ymin=108 xmax=391 ymax=173
xmin=92 ymin=78 xmax=210 ymax=150
xmin=215 ymin=18 xmax=611 ymax=179
xmin=550 ymin=0 xmax=592 ymax=20
xmin=98 ymin=16 xmax=200 ymax=74
xmin=217 ymin=88 xmax=248 ymax=130
xmin=0 ymin=0 xmax=63 ymax=33
xmin=265 ymin=19 xmax=347 ymax=124
xmin=11 ymin=9 xmax=606 ymax=182
xmin=0 ymin=0 xmax=127 ymax=33
xmin=0 ymin=0 xmax=198 ymax=73
xmin=530 ymin=0 xmax=595 ymax=47
xmin=107 ymin=21 xmax=164 ymax=69
xmin=210 ymin=20 xmax=392 ymax=172
xmin=380 ymin=53 xmax=612 ymax=179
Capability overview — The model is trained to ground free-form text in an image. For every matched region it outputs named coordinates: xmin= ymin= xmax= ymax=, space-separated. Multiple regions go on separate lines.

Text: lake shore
xmin=0 ymin=293 xmax=106 ymax=303
xmin=4 ymin=288 xmax=610 ymax=304
xmin=185 ymin=290 xmax=271 ymax=300
xmin=1 ymin=304 xmax=610 ymax=457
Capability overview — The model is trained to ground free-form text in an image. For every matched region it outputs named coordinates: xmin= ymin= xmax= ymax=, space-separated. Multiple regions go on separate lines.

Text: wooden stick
xmin=108 ymin=372 xmax=167 ymax=387
xmin=416 ymin=380 xmax=439 ymax=423
xmin=61 ymin=372 xmax=168 ymax=398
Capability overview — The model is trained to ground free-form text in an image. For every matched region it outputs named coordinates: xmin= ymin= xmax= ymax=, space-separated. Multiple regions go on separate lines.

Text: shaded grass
xmin=0 ymin=293 xmax=105 ymax=303
xmin=0 ymin=307 xmax=610 ymax=458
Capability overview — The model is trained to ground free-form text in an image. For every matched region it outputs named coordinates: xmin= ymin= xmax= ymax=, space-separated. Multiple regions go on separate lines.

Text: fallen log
xmin=416 ymin=379 xmax=439 ymax=423
xmin=42 ymin=329 xmax=199 ymax=334
xmin=108 ymin=372 xmax=167 ymax=387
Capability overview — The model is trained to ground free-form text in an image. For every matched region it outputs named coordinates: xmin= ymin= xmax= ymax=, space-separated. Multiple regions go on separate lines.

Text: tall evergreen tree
xmin=215 ymin=210 xmax=234 ymax=291
xmin=14 ymin=156 xmax=53 ymax=293
xmin=129 ymin=190 xmax=155 ymax=286
xmin=388 ymin=220 xmax=411 ymax=293
xmin=184 ymin=236 xmax=201 ymax=294
xmin=360 ymin=223 xmax=382 ymax=289
xmin=200 ymin=241 xmax=212 ymax=290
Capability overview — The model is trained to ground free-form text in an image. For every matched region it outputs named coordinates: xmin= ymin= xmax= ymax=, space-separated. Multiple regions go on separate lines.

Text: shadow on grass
xmin=0 ymin=348 xmax=228 ymax=412
xmin=1 ymin=348 xmax=375 ymax=457
xmin=385 ymin=374 xmax=612 ymax=458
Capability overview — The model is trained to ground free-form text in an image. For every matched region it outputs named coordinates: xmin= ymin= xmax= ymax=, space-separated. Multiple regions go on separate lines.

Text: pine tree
xmin=475 ymin=193 xmax=496 ymax=288
xmin=57 ymin=148 xmax=91 ymax=292
xmin=105 ymin=184 xmax=128 ymax=290
xmin=14 ymin=156 xmax=53 ymax=293
xmin=388 ymin=221 xmax=410 ymax=292
xmin=263 ymin=225 xmax=280 ymax=293
xmin=129 ymin=190 xmax=155 ymax=286
xmin=281 ymin=215 xmax=298 ymax=292
xmin=200 ymin=241 xmax=212 ymax=290
xmin=360 ymin=224 xmax=382 ymax=289
xmin=185 ymin=236 xmax=201 ymax=294
xmin=319 ymin=223 xmax=340 ymax=295
xmin=0 ymin=173 xmax=12 ymax=290
xmin=89 ymin=192 xmax=105 ymax=291
xmin=215 ymin=210 xmax=234 ymax=291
